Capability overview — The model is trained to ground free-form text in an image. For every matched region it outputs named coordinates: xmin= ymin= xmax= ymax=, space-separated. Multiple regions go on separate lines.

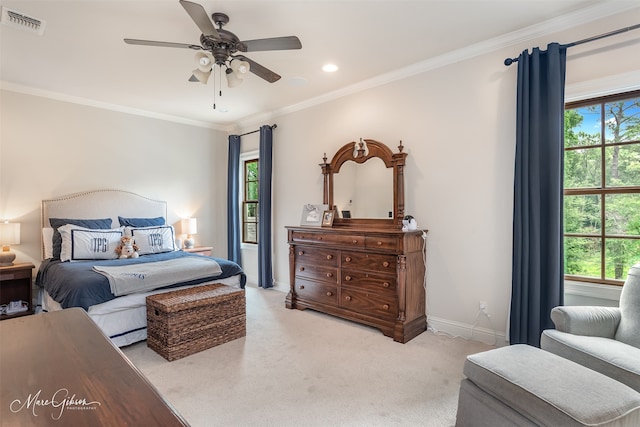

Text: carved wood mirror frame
xmin=321 ymin=139 xmax=407 ymax=229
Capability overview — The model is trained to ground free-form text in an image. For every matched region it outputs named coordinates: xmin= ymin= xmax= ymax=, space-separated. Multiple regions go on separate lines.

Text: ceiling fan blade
xmin=234 ymin=55 xmax=281 ymax=83
xmin=179 ymin=0 xmax=221 ymax=40
xmin=240 ymin=36 xmax=302 ymax=52
xmin=124 ymin=38 xmax=202 ymax=50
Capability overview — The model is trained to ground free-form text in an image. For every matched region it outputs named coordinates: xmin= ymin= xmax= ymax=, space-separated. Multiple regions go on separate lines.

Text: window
xmin=564 ymin=90 xmax=640 ymax=285
xmin=242 ymin=158 xmax=259 ymax=244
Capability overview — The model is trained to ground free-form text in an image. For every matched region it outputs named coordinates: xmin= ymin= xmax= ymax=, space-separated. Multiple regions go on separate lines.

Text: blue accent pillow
xmin=49 ymin=218 xmax=112 ymax=259
xmin=118 ymin=216 xmax=165 ymax=227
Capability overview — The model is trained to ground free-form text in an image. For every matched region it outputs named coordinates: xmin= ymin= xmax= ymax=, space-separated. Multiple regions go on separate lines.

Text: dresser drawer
xmin=365 ymin=235 xmax=400 ymax=251
xmin=341 ymin=269 xmax=397 ymax=294
xmin=340 ymin=289 xmax=398 ymax=319
xmin=291 ymin=230 xmax=364 ymax=248
xmin=295 ymin=246 xmax=338 ymax=266
xmin=296 ymin=263 xmax=338 ymax=284
xmin=342 ymin=252 xmax=396 ymax=274
xmin=294 ymin=278 xmax=338 ymax=306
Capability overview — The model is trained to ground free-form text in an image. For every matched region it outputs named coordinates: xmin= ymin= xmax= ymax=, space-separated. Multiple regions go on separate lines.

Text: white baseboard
xmin=428 ymin=315 xmax=507 ymax=347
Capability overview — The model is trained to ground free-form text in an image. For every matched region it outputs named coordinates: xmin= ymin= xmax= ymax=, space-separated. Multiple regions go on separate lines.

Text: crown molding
xmin=236 ymin=1 xmax=640 ymax=130
xmin=0 ymin=81 xmax=230 ymax=131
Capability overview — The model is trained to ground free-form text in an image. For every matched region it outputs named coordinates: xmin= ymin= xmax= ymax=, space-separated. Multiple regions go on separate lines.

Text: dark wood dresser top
xmin=0 ymin=308 xmax=189 ymax=426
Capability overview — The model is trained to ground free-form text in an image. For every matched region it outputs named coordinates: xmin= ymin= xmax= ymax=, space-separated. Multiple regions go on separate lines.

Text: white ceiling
xmin=0 ymin=1 xmax=631 ymax=129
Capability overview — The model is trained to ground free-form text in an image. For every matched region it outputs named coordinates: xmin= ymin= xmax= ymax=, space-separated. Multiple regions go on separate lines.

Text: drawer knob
xmin=299 ymin=285 xmax=305 ymax=290
xmin=376 ymin=241 xmax=383 ymax=246
xmin=382 ymin=261 xmax=389 ymax=267
xmin=345 ymin=275 xmax=352 ymax=281
xmin=383 ymin=282 xmax=390 ymax=288
xmin=318 ymin=236 xmax=323 ymax=240
xmin=352 ymin=239 xmax=358 ymax=244
xmin=345 ymin=296 xmax=352 ymax=301
xmin=298 ymin=251 xmax=304 ymax=256
xmin=326 ymin=273 xmax=333 ymax=278
xmin=299 ymin=267 xmax=305 ymax=272
xmin=326 ymin=291 xmax=333 ymax=297
xmin=345 ymin=256 xmax=352 ymax=262
xmin=326 ymin=254 xmax=333 ymax=260
xmin=383 ymin=304 xmax=390 ymax=310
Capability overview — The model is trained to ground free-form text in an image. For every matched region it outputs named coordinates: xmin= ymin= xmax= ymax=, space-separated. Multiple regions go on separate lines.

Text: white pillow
xmin=58 ymin=224 xmax=125 ymax=262
xmin=42 ymin=228 xmax=54 ymax=259
xmin=129 ymin=225 xmax=177 ymax=255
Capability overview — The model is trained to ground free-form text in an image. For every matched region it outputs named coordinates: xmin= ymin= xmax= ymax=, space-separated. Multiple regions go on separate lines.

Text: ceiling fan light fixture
xmin=191 ymin=68 xmax=211 ymax=84
xmin=226 ymin=67 xmax=243 ymax=87
xmin=230 ymin=59 xmax=250 ymax=77
xmin=195 ymin=52 xmax=214 ymax=72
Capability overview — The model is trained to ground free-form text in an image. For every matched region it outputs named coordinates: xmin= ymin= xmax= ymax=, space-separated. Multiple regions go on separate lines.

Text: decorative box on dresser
xmin=286 ymin=226 xmax=426 ymax=343
xmin=286 ymin=139 xmax=427 ymax=343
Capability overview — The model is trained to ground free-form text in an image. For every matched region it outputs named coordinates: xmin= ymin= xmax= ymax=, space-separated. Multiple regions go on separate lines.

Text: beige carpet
xmin=122 ymin=285 xmax=493 ymax=427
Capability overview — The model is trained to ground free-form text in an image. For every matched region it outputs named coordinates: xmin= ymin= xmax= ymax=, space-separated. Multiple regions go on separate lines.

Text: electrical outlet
xmin=479 ymin=301 xmax=488 ymax=313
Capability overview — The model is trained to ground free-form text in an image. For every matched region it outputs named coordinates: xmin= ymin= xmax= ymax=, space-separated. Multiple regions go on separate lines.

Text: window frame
xmin=240 ymin=152 xmax=259 ymax=245
xmin=564 ymin=89 xmax=640 ymax=286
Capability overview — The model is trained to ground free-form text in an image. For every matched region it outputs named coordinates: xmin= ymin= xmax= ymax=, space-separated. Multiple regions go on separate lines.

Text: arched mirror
xmin=321 ymin=139 xmax=407 ymax=229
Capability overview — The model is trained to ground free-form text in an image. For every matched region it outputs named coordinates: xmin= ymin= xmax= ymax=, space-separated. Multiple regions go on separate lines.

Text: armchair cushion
xmin=615 ymin=263 xmax=640 ymax=348
xmin=550 ymin=306 xmax=621 ymax=338
xmin=542 ymin=329 xmax=640 ymax=393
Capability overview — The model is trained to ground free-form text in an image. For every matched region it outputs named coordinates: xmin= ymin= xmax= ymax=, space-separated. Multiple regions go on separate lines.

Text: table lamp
xmin=181 ymin=218 xmax=197 ymax=249
xmin=0 ymin=221 xmax=20 ymax=266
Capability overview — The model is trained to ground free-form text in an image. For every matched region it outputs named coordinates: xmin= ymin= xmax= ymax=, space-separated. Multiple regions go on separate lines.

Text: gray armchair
xmin=541 ymin=263 xmax=640 ymax=392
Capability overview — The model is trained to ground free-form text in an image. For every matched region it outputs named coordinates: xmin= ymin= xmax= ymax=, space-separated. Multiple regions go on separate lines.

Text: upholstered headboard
xmin=41 ymin=189 xmax=167 ymax=258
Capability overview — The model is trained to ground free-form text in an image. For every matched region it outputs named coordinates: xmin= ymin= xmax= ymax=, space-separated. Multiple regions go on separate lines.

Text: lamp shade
xmin=181 ymin=218 xmax=197 ymax=235
xmin=230 ymin=59 xmax=250 ymax=76
xmin=226 ymin=68 xmax=243 ymax=87
xmin=191 ymin=68 xmax=211 ymax=84
xmin=0 ymin=222 xmax=20 ymax=246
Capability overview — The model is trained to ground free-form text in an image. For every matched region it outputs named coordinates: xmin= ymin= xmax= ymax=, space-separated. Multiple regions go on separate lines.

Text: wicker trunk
xmin=146 ymin=283 xmax=246 ymax=361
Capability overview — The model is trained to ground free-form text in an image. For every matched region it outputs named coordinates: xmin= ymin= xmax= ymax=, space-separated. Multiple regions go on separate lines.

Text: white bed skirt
xmin=41 ymin=276 xmax=242 ymax=347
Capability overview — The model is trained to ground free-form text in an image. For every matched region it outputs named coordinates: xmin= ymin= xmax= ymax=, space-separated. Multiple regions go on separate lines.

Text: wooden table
xmin=0 ymin=308 xmax=189 ymax=426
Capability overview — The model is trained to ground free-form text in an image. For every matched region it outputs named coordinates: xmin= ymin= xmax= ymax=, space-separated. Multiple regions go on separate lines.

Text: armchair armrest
xmin=550 ymin=306 xmax=621 ymax=338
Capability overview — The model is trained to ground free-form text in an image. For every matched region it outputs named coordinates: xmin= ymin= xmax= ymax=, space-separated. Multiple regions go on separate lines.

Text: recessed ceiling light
xmin=322 ymin=63 xmax=338 ymax=72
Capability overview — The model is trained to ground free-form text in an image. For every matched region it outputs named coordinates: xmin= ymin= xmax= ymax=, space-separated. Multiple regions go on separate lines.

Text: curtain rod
xmin=237 ymin=124 xmax=277 ymax=137
xmin=504 ymin=23 xmax=640 ymax=66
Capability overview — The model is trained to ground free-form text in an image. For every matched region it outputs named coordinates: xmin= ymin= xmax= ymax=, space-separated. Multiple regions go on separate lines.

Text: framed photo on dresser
xmin=321 ymin=210 xmax=334 ymax=227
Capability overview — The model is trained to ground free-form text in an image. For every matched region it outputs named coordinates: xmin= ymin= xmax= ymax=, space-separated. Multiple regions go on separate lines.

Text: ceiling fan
xmin=124 ymin=0 xmax=302 ymax=87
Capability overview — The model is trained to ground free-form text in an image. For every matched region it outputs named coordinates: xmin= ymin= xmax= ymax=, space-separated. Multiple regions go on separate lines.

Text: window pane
xmin=246 ymin=182 xmax=259 ymax=201
xmin=604 ymin=144 xmax=640 ymax=187
xmin=245 ymin=160 xmax=258 ymax=180
xmin=564 ymin=194 xmax=600 ymax=234
xmin=564 ymin=147 xmax=601 ymax=188
xmin=605 ymin=238 xmax=640 ymax=281
xmin=565 ymin=236 xmax=601 ymax=278
xmin=604 ymin=97 xmax=640 ymax=144
xmin=244 ymin=202 xmax=257 ymax=221
xmin=565 ymin=106 xmax=601 ymax=148
xmin=605 ymin=194 xmax=640 ymax=236
xmin=243 ymin=223 xmax=257 ymax=244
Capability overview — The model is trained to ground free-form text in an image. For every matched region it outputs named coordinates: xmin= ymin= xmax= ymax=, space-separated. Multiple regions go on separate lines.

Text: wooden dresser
xmin=286 ymin=225 xmax=426 ymax=343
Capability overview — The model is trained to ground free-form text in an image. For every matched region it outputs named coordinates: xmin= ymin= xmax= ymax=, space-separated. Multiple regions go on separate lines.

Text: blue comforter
xmin=36 ymin=251 xmax=246 ymax=310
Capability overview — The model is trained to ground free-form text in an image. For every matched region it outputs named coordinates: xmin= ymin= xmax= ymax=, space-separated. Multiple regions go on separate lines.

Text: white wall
xmin=235 ymin=9 xmax=640 ymax=345
xmin=0 ymin=91 xmax=228 ymax=269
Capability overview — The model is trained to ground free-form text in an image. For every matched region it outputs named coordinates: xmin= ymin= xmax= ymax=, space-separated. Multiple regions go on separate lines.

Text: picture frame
xmin=300 ymin=204 xmax=328 ymax=226
xmin=321 ymin=210 xmax=335 ymax=227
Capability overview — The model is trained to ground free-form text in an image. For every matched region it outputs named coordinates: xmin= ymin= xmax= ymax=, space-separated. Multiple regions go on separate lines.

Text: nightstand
xmin=0 ymin=263 xmax=35 ymax=320
xmin=183 ymin=246 xmax=212 ymax=256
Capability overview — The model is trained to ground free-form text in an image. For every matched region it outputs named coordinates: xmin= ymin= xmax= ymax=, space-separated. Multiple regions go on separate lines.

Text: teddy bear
xmin=115 ymin=236 xmax=139 ymax=259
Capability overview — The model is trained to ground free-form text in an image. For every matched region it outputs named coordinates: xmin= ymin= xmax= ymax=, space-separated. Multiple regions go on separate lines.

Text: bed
xmin=36 ymin=189 xmax=246 ymax=347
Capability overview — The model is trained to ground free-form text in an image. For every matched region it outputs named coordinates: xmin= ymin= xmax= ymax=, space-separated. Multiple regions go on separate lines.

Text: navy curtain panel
xmin=510 ymin=43 xmax=567 ymax=347
xmin=227 ymin=135 xmax=242 ymax=266
xmin=258 ymin=125 xmax=274 ymax=288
